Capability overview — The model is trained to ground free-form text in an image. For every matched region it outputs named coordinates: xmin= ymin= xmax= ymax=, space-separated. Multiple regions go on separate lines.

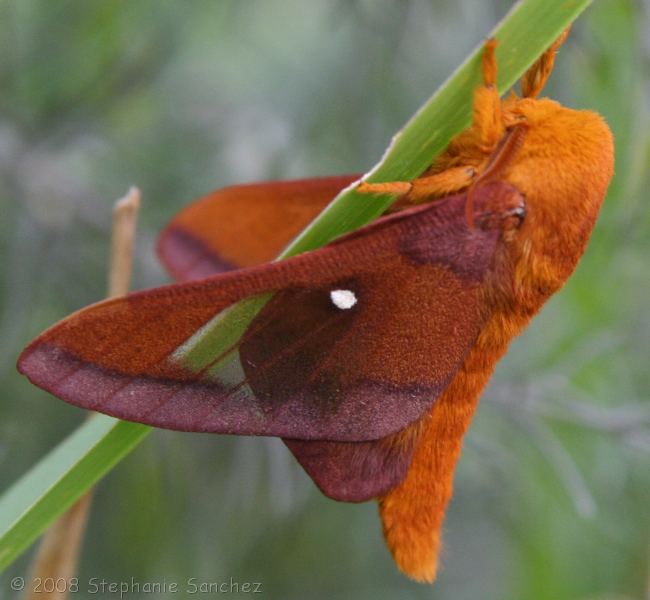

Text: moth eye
xmin=329 ymin=289 xmax=357 ymax=310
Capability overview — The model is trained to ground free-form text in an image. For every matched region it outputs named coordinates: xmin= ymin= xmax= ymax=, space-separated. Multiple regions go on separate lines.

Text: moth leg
xmin=356 ymin=180 xmax=412 ymax=197
xmin=471 ymin=38 xmax=504 ymax=152
xmin=521 ymin=27 xmax=570 ymax=98
xmin=405 ymin=166 xmax=476 ymax=201
xmin=357 ymin=165 xmax=476 ymax=210
xmin=356 ymin=37 xmax=528 ymax=211
xmin=366 ymin=38 xmax=505 ymax=212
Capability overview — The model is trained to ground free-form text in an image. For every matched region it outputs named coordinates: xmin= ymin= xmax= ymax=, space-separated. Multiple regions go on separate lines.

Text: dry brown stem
xmin=23 ymin=186 xmax=141 ymax=600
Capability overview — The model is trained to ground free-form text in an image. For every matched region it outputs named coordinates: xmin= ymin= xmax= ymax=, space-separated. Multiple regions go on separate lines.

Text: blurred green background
xmin=1 ymin=1 xmax=649 ymax=598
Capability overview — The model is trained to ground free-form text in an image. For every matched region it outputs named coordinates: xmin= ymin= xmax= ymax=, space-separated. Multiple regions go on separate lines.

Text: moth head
xmin=504 ymin=96 xmax=614 ymax=220
xmin=501 ymin=97 xmax=614 ymax=301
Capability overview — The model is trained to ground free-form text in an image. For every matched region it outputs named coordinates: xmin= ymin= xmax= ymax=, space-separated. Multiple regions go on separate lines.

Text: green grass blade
xmin=0 ymin=416 xmax=149 ymax=570
xmin=175 ymin=0 xmax=593 ymax=370
xmin=282 ymin=0 xmax=593 ymax=254
xmin=0 ymin=0 xmax=592 ymax=571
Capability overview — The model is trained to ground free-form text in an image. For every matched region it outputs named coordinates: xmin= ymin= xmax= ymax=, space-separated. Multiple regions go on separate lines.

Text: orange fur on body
xmin=376 ymin=39 xmax=614 ymax=582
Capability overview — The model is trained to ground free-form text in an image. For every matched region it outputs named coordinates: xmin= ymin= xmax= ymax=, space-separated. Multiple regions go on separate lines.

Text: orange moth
xmin=18 ymin=33 xmax=614 ymax=582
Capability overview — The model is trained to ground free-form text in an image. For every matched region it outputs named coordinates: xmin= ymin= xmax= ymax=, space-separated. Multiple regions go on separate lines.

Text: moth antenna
xmin=521 ymin=26 xmax=571 ymax=98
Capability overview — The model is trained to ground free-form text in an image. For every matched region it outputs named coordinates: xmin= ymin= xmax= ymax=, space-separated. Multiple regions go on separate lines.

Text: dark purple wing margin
xmin=19 ymin=183 xmax=520 ymax=500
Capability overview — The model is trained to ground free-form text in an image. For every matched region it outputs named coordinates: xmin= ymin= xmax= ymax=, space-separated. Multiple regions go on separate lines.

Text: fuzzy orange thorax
xmin=378 ymin=44 xmax=614 ymax=583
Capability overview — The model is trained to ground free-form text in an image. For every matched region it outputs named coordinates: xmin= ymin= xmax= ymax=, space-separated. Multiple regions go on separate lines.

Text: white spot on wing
xmin=330 ymin=289 xmax=357 ymax=310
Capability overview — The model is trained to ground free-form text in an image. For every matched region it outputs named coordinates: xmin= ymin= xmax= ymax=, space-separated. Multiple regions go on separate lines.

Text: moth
xmin=18 ymin=35 xmax=614 ymax=582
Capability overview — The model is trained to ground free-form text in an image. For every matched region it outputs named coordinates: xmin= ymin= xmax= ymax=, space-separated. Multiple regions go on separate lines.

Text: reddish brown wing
xmin=19 ymin=183 xmax=520 ymax=499
xmin=158 ymin=174 xmax=418 ymax=501
xmin=158 ymin=175 xmax=360 ymax=280
xmin=283 ymin=429 xmax=423 ymax=502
